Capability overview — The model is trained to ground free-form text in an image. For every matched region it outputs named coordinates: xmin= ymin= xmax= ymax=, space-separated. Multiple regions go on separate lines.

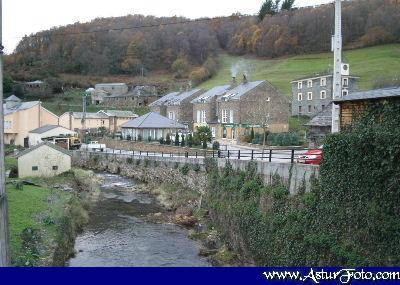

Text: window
xmin=169 ymin=112 xmax=175 ymax=120
xmin=342 ymin=89 xmax=349 ymax=96
xmin=308 ymin=105 xmax=312 ymax=113
xmin=201 ymin=110 xmax=207 ymax=124
xmin=211 ymin=127 xmax=216 ymax=138
xmin=307 ymin=80 xmax=313 ymax=88
xmin=307 ymin=92 xmax=313 ymax=101
xmin=322 ymin=105 xmax=326 ymax=111
xmin=196 ymin=110 xmax=201 ymax=123
xmin=298 ymin=82 xmax=303 ymax=89
xmin=297 ymin=93 xmax=303 ymax=101
xmin=320 ymin=77 xmax=327 ymax=86
xmin=32 ymin=166 xmax=38 ymax=171
xmin=52 ymin=166 xmax=58 ymax=171
xmin=342 ymin=77 xmax=349 ymax=87
xmin=298 ymin=106 xmax=302 ymax=114
xmin=4 ymin=121 xmax=11 ymax=129
xmin=320 ymin=90 xmax=327 ymax=99
xmin=229 ymin=110 xmax=234 ymax=124
xmin=222 ymin=109 xmax=228 ymax=123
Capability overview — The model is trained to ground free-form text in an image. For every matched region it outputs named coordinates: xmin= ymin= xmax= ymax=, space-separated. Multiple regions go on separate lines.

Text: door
xmin=24 ymin=137 xmax=29 ymax=148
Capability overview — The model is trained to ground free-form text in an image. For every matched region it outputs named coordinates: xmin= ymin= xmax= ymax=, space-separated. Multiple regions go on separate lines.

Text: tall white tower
xmin=331 ymin=0 xmax=342 ymax=133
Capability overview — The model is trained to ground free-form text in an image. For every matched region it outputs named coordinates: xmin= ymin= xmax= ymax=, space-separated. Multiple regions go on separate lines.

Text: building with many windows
xmin=291 ymin=73 xmax=359 ymax=117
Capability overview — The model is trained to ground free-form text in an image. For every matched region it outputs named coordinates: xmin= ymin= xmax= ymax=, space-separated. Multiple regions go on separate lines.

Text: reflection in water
xmin=68 ymin=173 xmax=209 ymax=267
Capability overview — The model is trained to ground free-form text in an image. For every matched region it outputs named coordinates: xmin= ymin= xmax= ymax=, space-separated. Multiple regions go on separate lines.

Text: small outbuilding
xmin=121 ymin=112 xmax=186 ymax=141
xmin=17 ymin=142 xmax=72 ymax=178
xmin=29 ymin=125 xmax=77 ymax=146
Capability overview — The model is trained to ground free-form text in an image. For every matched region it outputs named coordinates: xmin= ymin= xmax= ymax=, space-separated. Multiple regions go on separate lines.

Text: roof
xmin=30 ymin=125 xmax=60 ymax=134
xmin=305 ymin=105 xmax=332 ymax=127
xmin=5 ymin=95 xmax=21 ymax=101
xmin=3 ymin=101 xmax=40 ymax=116
xmin=95 ymin=83 xmax=127 ymax=87
xmin=98 ymin=110 xmax=138 ymax=118
xmin=218 ymin=81 xmax=264 ymax=101
xmin=191 ymin=85 xmax=231 ymax=104
xmin=17 ymin=142 xmax=72 ymax=158
xmin=165 ymin=89 xmax=202 ymax=106
xmin=333 ymin=87 xmax=400 ymax=103
xmin=121 ymin=112 xmax=186 ymax=129
xmin=149 ymin=91 xmax=180 ymax=107
xmin=70 ymin=112 xmax=109 ymax=119
xmin=290 ymin=74 xmax=359 ymax=83
xmin=104 ymin=93 xmax=134 ymax=99
xmin=26 ymin=80 xmax=44 ymax=84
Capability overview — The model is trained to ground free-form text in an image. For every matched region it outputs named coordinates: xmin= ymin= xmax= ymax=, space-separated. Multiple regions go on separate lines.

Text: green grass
xmin=6 ymin=176 xmax=72 ymax=265
xmin=199 ymin=44 xmax=400 ymax=97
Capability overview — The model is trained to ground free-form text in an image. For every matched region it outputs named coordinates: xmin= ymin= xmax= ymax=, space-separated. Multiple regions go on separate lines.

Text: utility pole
xmin=331 ymin=0 xmax=342 ymax=133
xmin=0 ymin=0 xmax=11 ymax=266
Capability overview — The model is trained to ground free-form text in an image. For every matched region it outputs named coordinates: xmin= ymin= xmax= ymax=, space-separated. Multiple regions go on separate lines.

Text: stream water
xmin=68 ymin=173 xmax=209 ymax=267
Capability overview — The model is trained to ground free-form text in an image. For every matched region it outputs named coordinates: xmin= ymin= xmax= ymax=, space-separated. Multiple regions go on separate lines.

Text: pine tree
xmin=281 ymin=0 xmax=295 ymax=11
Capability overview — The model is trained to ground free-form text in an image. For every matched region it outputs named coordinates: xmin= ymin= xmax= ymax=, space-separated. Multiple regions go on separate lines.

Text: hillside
xmin=199 ymin=44 xmax=400 ymax=97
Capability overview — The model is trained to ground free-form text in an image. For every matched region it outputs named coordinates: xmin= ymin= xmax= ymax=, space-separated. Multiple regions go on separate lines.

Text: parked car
xmin=297 ymin=146 xmax=323 ymax=165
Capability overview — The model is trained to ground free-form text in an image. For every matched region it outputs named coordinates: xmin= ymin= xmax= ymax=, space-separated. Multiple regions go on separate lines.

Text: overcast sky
xmin=3 ymin=0 xmax=333 ymax=53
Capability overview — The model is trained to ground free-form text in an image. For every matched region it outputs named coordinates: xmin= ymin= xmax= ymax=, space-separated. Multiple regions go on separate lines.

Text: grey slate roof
xmin=95 ymin=83 xmax=127 ymax=87
xmin=29 ymin=125 xmax=60 ymax=134
xmin=5 ymin=95 xmax=21 ymax=101
xmin=218 ymin=81 xmax=264 ymax=101
xmin=98 ymin=110 xmax=138 ymax=118
xmin=305 ymin=104 xmax=332 ymax=127
xmin=17 ymin=142 xmax=72 ymax=158
xmin=165 ymin=89 xmax=202 ymax=106
xmin=71 ymin=112 xmax=108 ymax=119
xmin=149 ymin=91 xmax=180 ymax=107
xmin=333 ymin=87 xmax=400 ymax=103
xmin=191 ymin=85 xmax=231 ymax=104
xmin=121 ymin=112 xmax=186 ymax=129
xmin=3 ymin=101 xmax=40 ymax=116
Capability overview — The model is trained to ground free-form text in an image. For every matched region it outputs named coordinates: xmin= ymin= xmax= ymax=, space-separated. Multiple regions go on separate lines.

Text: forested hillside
xmin=5 ymin=0 xmax=400 ymax=86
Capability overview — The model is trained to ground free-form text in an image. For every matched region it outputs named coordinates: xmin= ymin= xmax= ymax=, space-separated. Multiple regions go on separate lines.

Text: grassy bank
xmin=6 ymin=169 xmax=96 ymax=266
xmin=199 ymin=44 xmax=400 ymax=96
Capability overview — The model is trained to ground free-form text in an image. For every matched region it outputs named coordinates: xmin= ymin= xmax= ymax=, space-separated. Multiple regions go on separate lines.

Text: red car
xmin=297 ymin=147 xmax=323 ymax=165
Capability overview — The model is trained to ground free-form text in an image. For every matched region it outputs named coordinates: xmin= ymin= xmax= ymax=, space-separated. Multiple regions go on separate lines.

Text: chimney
xmin=243 ymin=73 xmax=248 ymax=84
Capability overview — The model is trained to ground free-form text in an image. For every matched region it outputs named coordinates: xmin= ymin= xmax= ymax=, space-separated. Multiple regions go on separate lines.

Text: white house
xmin=17 ymin=142 xmax=72 ymax=178
xmin=28 ymin=125 xmax=77 ymax=146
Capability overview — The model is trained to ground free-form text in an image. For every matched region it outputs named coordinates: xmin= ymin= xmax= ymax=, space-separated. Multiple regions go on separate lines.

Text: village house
xmin=97 ymin=110 xmax=138 ymax=133
xmin=17 ymin=142 xmax=72 ymax=178
xmin=3 ymin=95 xmax=59 ymax=147
xmin=149 ymin=91 xmax=180 ymax=116
xmin=91 ymin=83 xmax=129 ymax=105
xmin=191 ymin=85 xmax=231 ymax=138
xmin=59 ymin=111 xmax=109 ymax=132
xmin=28 ymin=125 xmax=77 ymax=147
xmin=211 ymin=76 xmax=290 ymax=142
xmin=333 ymin=86 xmax=400 ymax=129
xmin=103 ymin=85 xmax=161 ymax=108
xmin=291 ymin=70 xmax=359 ymax=117
xmin=121 ymin=112 xmax=186 ymax=141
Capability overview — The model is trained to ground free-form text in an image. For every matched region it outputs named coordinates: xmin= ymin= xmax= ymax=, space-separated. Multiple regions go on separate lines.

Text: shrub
xmin=159 ymin=138 xmax=165 ymax=145
xmin=137 ymin=134 xmax=142 ymax=142
xmin=165 ymin=134 xmax=171 ymax=145
xmin=9 ymin=166 xmax=18 ymax=178
xmin=126 ymin=157 xmax=133 ymax=164
xmin=180 ymin=134 xmax=186 ymax=147
xmin=147 ymin=136 xmax=152 ymax=142
xmin=144 ymin=159 xmax=150 ymax=167
xmin=174 ymin=162 xmax=179 ymax=169
xmin=180 ymin=164 xmax=190 ymax=175
xmin=202 ymin=140 xmax=208 ymax=149
xmin=192 ymin=163 xmax=201 ymax=172
xmin=187 ymin=134 xmax=194 ymax=147
xmin=174 ymin=132 xmax=180 ymax=146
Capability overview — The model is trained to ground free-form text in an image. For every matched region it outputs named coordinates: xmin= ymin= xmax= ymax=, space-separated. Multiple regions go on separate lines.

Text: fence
xmin=77 ymin=147 xmax=319 ymax=164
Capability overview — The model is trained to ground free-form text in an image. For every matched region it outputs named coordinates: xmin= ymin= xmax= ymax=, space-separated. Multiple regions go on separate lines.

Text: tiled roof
xmin=333 ymin=87 xmax=400 ymax=103
xmin=98 ymin=110 xmax=138 ymax=118
xmin=218 ymin=81 xmax=264 ymax=101
xmin=29 ymin=125 xmax=60 ymax=134
xmin=3 ymin=101 xmax=40 ymax=116
xmin=95 ymin=83 xmax=127 ymax=87
xmin=121 ymin=112 xmax=186 ymax=129
xmin=71 ymin=112 xmax=108 ymax=119
xmin=149 ymin=91 xmax=180 ymax=107
xmin=17 ymin=142 xmax=72 ymax=158
xmin=164 ymin=89 xmax=202 ymax=106
xmin=305 ymin=104 xmax=332 ymax=127
xmin=191 ymin=85 xmax=231 ymax=104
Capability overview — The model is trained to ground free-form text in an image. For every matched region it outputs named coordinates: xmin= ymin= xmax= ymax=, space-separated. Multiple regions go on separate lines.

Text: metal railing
xmin=77 ymin=147 xmax=317 ymax=164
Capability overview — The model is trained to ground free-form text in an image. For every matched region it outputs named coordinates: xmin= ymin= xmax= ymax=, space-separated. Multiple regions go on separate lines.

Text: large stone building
xmin=209 ymin=77 xmax=290 ymax=141
xmin=91 ymin=83 xmax=129 ymax=105
xmin=102 ymin=85 xmax=161 ymax=108
xmin=121 ymin=112 xmax=186 ymax=141
xmin=291 ymin=73 xmax=359 ymax=117
xmin=150 ymin=89 xmax=203 ymax=127
xmin=17 ymin=142 xmax=72 ymax=178
xmin=3 ymin=95 xmax=59 ymax=147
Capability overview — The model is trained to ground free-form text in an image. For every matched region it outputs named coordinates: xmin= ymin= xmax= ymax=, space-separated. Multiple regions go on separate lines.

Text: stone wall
xmin=72 ymin=151 xmax=319 ymax=194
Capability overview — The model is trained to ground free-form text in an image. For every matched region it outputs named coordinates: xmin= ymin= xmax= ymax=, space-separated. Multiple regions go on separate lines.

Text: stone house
xmin=17 ymin=142 xmax=72 ymax=178
xmin=103 ymin=85 xmax=161 ymax=108
xmin=3 ymin=95 xmax=59 ymax=147
xmin=91 ymin=83 xmax=129 ymax=105
xmin=28 ymin=125 xmax=77 ymax=147
xmin=291 ymin=73 xmax=359 ymax=117
xmin=121 ymin=112 xmax=186 ymax=141
xmin=211 ymin=77 xmax=290 ymax=142
xmin=333 ymin=87 xmax=400 ymax=129
xmin=149 ymin=91 xmax=180 ymax=116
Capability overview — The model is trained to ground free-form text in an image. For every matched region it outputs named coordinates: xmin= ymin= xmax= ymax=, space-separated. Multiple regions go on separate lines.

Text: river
xmin=68 ymin=173 xmax=209 ymax=267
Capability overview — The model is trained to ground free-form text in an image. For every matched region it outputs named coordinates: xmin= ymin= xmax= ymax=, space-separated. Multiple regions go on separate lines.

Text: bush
xmin=165 ymin=134 xmax=171 ymax=145
xmin=180 ymin=134 xmax=186 ymax=147
xmin=9 ymin=166 xmax=18 ymax=178
xmin=187 ymin=134 xmax=194 ymax=147
xmin=202 ymin=140 xmax=208 ymax=149
xmin=192 ymin=164 xmax=201 ymax=172
xmin=174 ymin=132 xmax=180 ymax=146
xmin=180 ymin=164 xmax=190 ymax=175
xmin=147 ymin=136 xmax=152 ymax=142
xmin=159 ymin=138 xmax=165 ymax=145
xmin=126 ymin=157 xmax=133 ymax=164
xmin=137 ymin=134 xmax=142 ymax=142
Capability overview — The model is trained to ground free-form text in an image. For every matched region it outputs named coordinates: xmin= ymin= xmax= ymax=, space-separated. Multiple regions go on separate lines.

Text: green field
xmin=199 ymin=44 xmax=400 ymax=96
